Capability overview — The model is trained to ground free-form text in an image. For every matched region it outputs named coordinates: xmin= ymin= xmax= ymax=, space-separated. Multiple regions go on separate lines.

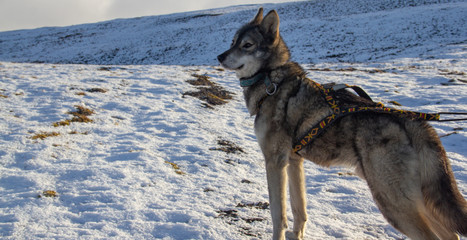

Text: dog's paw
xmin=285 ymin=230 xmax=302 ymax=240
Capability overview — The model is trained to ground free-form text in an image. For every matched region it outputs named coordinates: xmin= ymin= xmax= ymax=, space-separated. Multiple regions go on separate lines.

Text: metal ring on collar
xmin=266 ymin=83 xmax=277 ymax=95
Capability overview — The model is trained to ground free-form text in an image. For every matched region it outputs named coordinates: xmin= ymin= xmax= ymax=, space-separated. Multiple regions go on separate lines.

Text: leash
xmin=293 ymin=83 xmax=467 ymax=153
xmin=436 ymin=112 xmax=467 ymax=122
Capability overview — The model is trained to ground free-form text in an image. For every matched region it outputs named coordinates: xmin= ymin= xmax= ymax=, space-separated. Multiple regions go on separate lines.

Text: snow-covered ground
xmin=0 ymin=0 xmax=466 ymax=239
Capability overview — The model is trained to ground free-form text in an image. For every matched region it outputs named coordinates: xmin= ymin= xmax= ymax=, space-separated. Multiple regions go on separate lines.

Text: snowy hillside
xmin=0 ymin=0 xmax=466 ymax=239
xmin=0 ymin=0 xmax=466 ymax=65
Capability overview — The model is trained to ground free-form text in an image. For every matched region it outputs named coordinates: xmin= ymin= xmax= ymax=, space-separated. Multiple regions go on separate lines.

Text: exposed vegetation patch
xmin=241 ymin=179 xmax=252 ymax=184
xmin=438 ymin=68 xmax=467 ymax=85
xmin=53 ymin=105 xmax=95 ymax=127
xmin=183 ymin=74 xmax=234 ymax=108
xmin=224 ymin=159 xmax=240 ymax=165
xmin=217 ymin=202 xmax=267 ymax=237
xmin=86 ymin=88 xmax=107 ymax=93
xmin=97 ymin=66 xmax=112 ymax=71
xmin=71 ymin=106 xmax=94 ymax=116
xmin=242 ymin=218 xmax=264 ymax=224
xmin=69 ymin=130 xmax=89 ymax=135
xmin=209 ymin=139 xmax=244 ymax=154
xmin=164 ymin=160 xmax=186 ymax=175
xmin=0 ymin=89 xmax=8 ymax=98
xmin=53 ymin=120 xmax=71 ymax=127
xmin=70 ymin=87 xmax=107 ymax=95
xmin=439 ymin=69 xmax=465 ymax=76
xmin=30 ymin=131 xmax=60 ymax=140
xmin=338 ymin=171 xmax=357 ymax=176
xmin=217 ymin=208 xmax=265 ymax=226
xmin=441 ymin=79 xmax=467 ymax=85
xmin=186 ymin=74 xmax=215 ymax=86
xmin=38 ymin=190 xmax=59 ymax=198
xmin=236 ymin=201 xmax=269 ymax=210
xmin=217 ymin=209 xmax=239 ymax=219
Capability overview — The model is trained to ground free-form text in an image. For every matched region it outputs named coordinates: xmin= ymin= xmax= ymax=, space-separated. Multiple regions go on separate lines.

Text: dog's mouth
xmin=218 ymin=63 xmax=243 ymax=71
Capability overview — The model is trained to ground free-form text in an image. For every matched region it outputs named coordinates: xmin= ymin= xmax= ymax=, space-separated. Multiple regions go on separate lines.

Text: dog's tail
xmin=419 ymin=125 xmax=467 ymax=236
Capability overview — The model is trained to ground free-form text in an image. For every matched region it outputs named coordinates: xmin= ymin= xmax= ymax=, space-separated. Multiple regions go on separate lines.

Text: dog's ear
xmin=261 ymin=10 xmax=280 ymax=44
xmin=250 ymin=8 xmax=263 ymax=25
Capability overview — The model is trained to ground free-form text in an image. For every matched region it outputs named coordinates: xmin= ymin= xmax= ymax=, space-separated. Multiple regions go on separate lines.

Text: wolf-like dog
xmin=217 ymin=8 xmax=467 ymax=240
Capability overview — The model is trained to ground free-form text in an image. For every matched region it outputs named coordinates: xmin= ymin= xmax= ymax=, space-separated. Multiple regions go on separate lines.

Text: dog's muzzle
xmin=217 ymin=52 xmax=228 ymax=64
xmin=217 ymin=51 xmax=244 ymax=70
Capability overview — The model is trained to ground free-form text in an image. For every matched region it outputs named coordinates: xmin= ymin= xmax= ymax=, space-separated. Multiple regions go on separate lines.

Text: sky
xmin=0 ymin=0 xmax=298 ymax=32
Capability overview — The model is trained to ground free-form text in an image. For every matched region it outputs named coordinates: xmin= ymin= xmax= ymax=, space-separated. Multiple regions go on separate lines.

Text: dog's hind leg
xmin=374 ymin=197 xmax=439 ymax=240
xmin=424 ymin=211 xmax=460 ymax=240
xmin=365 ymin=172 xmax=440 ymax=240
xmin=286 ymin=155 xmax=307 ymax=240
xmin=265 ymin=154 xmax=289 ymax=240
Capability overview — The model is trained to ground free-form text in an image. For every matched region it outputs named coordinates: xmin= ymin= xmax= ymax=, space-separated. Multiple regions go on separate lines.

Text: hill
xmin=0 ymin=0 xmax=466 ymax=65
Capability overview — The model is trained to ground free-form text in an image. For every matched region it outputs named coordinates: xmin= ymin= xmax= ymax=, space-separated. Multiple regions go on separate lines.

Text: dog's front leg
xmin=286 ymin=155 xmax=307 ymax=240
xmin=265 ymin=154 xmax=289 ymax=240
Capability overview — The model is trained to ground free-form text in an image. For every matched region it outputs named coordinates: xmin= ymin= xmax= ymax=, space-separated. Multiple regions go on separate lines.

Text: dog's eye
xmin=243 ymin=43 xmax=254 ymax=49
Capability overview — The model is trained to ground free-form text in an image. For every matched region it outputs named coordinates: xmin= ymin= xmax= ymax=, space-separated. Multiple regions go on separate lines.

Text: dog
xmin=217 ymin=8 xmax=467 ymax=240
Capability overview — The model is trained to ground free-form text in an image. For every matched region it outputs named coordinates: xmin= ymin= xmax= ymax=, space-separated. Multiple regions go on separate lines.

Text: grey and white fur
xmin=218 ymin=8 xmax=467 ymax=240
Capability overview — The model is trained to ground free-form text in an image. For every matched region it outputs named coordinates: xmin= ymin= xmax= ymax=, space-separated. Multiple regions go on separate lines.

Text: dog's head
xmin=217 ymin=8 xmax=290 ymax=79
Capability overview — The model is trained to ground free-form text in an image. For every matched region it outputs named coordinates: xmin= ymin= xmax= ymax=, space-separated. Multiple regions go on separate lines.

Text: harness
xmin=292 ymin=82 xmax=467 ymax=153
xmin=240 ymin=72 xmax=467 ymax=154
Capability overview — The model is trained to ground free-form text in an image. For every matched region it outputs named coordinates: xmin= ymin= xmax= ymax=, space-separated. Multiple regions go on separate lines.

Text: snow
xmin=0 ymin=0 xmax=466 ymax=239
xmin=0 ymin=0 xmax=466 ymax=65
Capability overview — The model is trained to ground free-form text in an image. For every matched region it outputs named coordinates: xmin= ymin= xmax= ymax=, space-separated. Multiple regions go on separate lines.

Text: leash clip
xmin=266 ymin=83 xmax=277 ymax=95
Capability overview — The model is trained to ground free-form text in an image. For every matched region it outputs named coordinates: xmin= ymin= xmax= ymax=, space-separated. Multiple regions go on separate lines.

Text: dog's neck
xmin=240 ymin=62 xmax=306 ymax=116
xmin=239 ymin=72 xmax=268 ymax=87
xmin=241 ymin=68 xmax=285 ymax=116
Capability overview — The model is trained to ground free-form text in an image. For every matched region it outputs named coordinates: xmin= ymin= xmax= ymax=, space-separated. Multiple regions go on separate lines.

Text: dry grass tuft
xmin=54 ymin=106 xmax=94 ymax=127
xmin=210 ymin=139 xmax=244 ymax=154
xmin=31 ymin=132 xmax=60 ymax=140
xmin=183 ymin=74 xmax=234 ymax=108
xmin=38 ymin=190 xmax=59 ymax=198
xmin=164 ymin=160 xmax=186 ymax=175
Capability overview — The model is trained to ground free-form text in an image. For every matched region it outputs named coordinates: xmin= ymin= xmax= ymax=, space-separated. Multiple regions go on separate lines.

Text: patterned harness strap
xmin=292 ymin=82 xmax=464 ymax=154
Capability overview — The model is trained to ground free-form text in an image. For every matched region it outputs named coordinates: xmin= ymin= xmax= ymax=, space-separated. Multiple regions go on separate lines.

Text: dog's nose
xmin=217 ymin=53 xmax=226 ymax=63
